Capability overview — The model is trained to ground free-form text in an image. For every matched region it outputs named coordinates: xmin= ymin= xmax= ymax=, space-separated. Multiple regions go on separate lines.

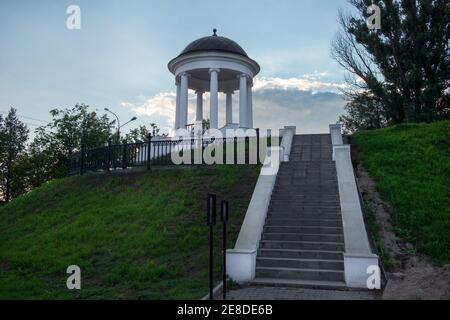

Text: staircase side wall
xmin=330 ymin=125 xmax=379 ymax=288
xmin=226 ymin=127 xmax=295 ymax=282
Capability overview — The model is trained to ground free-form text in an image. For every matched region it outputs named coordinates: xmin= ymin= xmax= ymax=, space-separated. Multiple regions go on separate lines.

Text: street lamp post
xmin=119 ymin=117 xmax=137 ymax=136
xmin=104 ymin=108 xmax=137 ymax=142
xmin=104 ymin=108 xmax=120 ymax=141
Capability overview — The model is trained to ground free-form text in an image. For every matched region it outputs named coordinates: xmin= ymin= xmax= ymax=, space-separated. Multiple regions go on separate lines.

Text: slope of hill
xmin=0 ymin=165 xmax=260 ymax=299
xmin=352 ymin=120 xmax=450 ymax=263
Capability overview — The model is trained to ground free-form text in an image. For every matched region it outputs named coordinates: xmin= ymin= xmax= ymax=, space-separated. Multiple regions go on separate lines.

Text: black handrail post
xmin=80 ymin=146 xmax=85 ymax=175
xmin=245 ymin=136 xmax=249 ymax=165
xmin=107 ymin=138 xmax=112 ymax=173
xmin=233 ymin=137 xmax=238 ymax=165
xmin=256 ymin=128 xmax=260 ymax=164
xmin=220 ymin=200 xmax=229 ymax=300
xmin=207 ymin=194 xmax=217 ymax=300
xmin=147 ymin=134 xmax=152 ymax=170
xmin=223 ymin=137 xmax=226 ymax=165
xmin=122 ymin=139 xmax=128 ymax=170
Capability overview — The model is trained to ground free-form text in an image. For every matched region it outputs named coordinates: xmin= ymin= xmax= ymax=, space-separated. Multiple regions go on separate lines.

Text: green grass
xmin=352 ymin=120 xmax=450 ymax=263
xmin=0 ymin=165 xmax=260 ymax=299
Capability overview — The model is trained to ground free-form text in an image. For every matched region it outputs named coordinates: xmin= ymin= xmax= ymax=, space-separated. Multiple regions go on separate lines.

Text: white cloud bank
xmin=253 ymin=76 xmax=347 ymax=92
xmin=121 ymin=76 xmax=347 ymax=134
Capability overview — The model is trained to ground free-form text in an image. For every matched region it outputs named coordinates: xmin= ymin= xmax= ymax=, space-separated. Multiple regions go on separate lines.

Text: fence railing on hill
xmin=69 ymin=129 xmax=268 ymax=175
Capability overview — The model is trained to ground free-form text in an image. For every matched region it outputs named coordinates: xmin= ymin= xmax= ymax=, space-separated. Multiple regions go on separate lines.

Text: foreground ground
xmin=225 ymin=285 xmax=380 ymax=300
xmin=0 ymin=165 xmax=260 ymax=299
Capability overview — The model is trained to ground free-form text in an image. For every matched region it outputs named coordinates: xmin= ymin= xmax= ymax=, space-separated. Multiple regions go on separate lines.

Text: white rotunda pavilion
xmin=168 ymin=29 xmax=260 ymax=131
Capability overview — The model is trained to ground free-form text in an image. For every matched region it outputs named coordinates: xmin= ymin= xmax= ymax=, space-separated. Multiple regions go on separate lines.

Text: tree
xmin=0 ymin=108 xmax=29 ymax=202
xmin=125 ymin=123 xmax=167 ymax=143
xmin=31 ymin=104 xmax=114 ymax=179
xmin=339 ymin=92 xmax=388 ymax=133
xmin=332 ymin=0 xmax=450 ymax=131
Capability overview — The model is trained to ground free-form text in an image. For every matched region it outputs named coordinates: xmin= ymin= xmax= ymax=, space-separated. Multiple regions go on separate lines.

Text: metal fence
xmin=69 ymin=129 xmax=267 ymax=175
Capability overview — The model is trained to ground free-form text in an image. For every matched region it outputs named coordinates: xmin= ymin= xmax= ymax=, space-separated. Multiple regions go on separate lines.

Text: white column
xmin=247 ymin=82 xmax=253 ymax=128
xmin=196 ymin=91 xmax=203 ymax=122
xmin=209 ymin=68 xmax=220 ymax=129
xmin=226 ymin=91 xmax=233 ymax=124
xmin=175 ymin=81 xmax=181 ymax=129
xmin=179 ymin=72 xmax=189 ymax=129
xmin=239 ymin=74 xmax=248 ymax=128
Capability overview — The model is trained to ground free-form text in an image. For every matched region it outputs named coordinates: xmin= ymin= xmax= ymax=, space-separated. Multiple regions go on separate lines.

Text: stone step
xmin=257 ymin=248 xmax=343 ymax=260
xmin=270 ymin=200 xmax=340 ymax=209
xmin=268 ymin=206 xmax=340 ymax=214
xmin=280 ymin=160 xmax=334 ymax=164
xmin=256 ymin=257 xmax=344 ymax=270
xmin=272 ymin=189 xmax=339 ymax=196
xmin=290 ymin=149 xmax=332 ymax=152
xmin=271 ymin=195 xmax=340 ymax=200
xmin=270 ymin=194 xmax=340 ymax=201
xmin=279 ymin=167 xmax=335 ymax=173
xmin=267 ymin=212 xmax=342 ymax=220
xmin=278 ymin=168 xmax=336 ymax=172
xmin=251 ymin=278 xmax=347 ymax=290
xmin=278 ymin=168 xmax=335 ymax=172
xmin=269 ymin=204 xmax=341 ymax=211
xmin=277 ymin=173 xmax=336 ymax=178
xmin=255 ymin=266 xmax=345 ymax=282
xmin=275 ymin=181 xmax=338 ymax=187
xmin=274 ymin=179 xmax=339 ymax=186
xmin=264 ymin=225 xmax=343 ymax=235
xmin=274 ymin=186 xmax=338 ymax=191
xmin=288 ymin=158 xmax=333 ymax=162
xmin=262 ymin=233 xmax=344 ymax=243
xmin=277 ymin=176 xmax=336 ymax=180
xmin=289 ymin=156 xmax=333 ymax=161
xmin=270 ymin=199 xmax=341 ymax=206
xmin=267 ymin=211 xmax=342 ymax=220
xmin=265 ymin=218 xmax=342 ymax=227
xmin=259 ymin=240 xmax=344 ymax=251
xmin=276 ymin=175 xmax=337 ymax=180
xmin=278 ymin=166 xmax=336 ymax=173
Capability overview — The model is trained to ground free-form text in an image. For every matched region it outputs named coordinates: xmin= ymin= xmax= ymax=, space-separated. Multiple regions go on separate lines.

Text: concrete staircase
xmin=254 ymin=134 xmax=346 ymax=289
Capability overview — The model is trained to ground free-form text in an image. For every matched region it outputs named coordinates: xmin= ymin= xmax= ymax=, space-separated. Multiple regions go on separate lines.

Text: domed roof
xmin=179 ymin=29 xmax=248 ymax=57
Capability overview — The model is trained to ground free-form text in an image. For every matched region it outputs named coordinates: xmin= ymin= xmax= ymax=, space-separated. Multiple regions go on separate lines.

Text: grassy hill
xmin=0 ymin=165 xmax=260 ymax=299
xmin=352 ymin=120 xmax=450 ymax=263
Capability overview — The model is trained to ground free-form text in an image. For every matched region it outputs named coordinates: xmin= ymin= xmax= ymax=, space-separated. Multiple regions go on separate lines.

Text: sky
xmin=0 ymin=0 xmax=354 ymax=136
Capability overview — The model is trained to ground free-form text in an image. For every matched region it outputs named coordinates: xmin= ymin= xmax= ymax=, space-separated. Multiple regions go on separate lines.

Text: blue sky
xmin=0 ymin=0 xmax=353 ymax=135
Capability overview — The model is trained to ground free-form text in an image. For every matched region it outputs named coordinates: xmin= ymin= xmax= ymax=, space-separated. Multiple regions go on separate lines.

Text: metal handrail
xmin=69 ymin=129 xmax=264 ymax=175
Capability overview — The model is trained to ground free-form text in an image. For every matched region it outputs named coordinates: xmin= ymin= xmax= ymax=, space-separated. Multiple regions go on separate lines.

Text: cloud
xmin=253 ymin=89 xmax=345 ymax=133
xmin=253 ymin=76 xmax=347 ymax=92
xmin=120 ymin=92 xmax=176 ymax=119
xmin=302 ymin=71 xmax=331 ymax=80
xmin=121 ymin=76 xmax=347 ymax=134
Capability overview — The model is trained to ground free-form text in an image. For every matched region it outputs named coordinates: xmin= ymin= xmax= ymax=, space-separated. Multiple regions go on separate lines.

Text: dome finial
xmin=213 ymin=28 xmax=217 ymax=36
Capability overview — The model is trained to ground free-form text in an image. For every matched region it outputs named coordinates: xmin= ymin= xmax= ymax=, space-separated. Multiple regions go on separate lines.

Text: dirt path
xmin=355 ymin=163 xmax=450 ymax=300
